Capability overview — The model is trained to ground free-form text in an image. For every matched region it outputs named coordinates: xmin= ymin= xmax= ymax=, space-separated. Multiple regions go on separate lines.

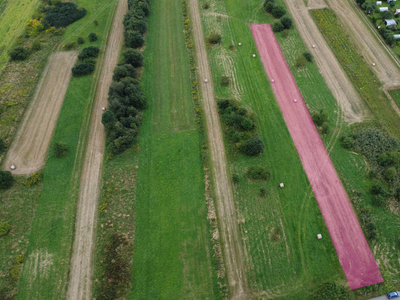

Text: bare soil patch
xmin=3 ymin=51 xmax=77 ymax=174
xmin=189 ymin=0 xmax=248 ymax=298
xmin=284 ymin=0 xmax=366 ymax=123
xmin=327 ymin=0 xmax=400 ymax=89
xmin=66 ymin=1 xmax=127 ymax=299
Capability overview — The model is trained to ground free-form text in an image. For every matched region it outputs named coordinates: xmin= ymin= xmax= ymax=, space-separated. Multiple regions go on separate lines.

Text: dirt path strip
xmin=189 ymin=0 xmax=248 ymax=299
xmin=66 ymin=1 xmax=127 ymax=299
xmin=251 ymin=24 xmax=383 ymax=289
xmin=284 ymin=0 xmax=366 ymax=123
xmin=327 ymin=0 xmax=400 ymax=89
xmin=3 ymin=52 xmax=77 ymax=174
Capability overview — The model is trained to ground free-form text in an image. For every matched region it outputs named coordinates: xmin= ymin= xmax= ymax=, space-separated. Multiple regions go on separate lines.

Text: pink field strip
xmin=250 ymin=24 xmax=383 ymax=289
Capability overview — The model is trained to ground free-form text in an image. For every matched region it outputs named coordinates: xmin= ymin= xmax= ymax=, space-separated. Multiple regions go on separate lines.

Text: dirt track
xmin=284 ymin=0 xmax=366 ymax=123
xmin=189 ymin=0 xmax=248 ymax=298
xmin=3 ymin=52 xmax=77 ymax=174
xmin=66 ymin=1 xmax=127 ymax=299
xmin=251 ymin=24 xmax=383 ymax=289
xmin=327 ymin=0 xmax=400 ymax=89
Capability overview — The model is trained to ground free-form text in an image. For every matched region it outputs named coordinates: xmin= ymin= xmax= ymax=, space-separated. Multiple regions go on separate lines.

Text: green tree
xmin=241 ymin=135 xmax=264 ymax=156
xmin=88 ymin=32 xmax=98 ymax=42
xmin=271 ymin=6 xmax=286 ymax=18
xmin=384 ymin=167 xmax=397 ymax=181
xmin=206 ymin=32 xmax=221 ymax=44
xmin=122 ymin=49 xmax=144 ymax=67
xmin=265 ymin=2 xmax=275 ymax=13
xmin=125 ymin=30 xmax=144 ymax=48
xmin=113 ymin=64 xmax=137 ymax=81
xmin=0 ymin=171 xmax=13 ymax=190
xmin=9 ymin=47 xmax=29 ymax=61
xmin=77 ymin=36 xmax=85 ymax=44
xmin=281 ymin=16 xmax=292 ymax=29
xmin=0 ymin=138 xmax=6 ymax=154
xmin=303 ymin=51 xmax=313 ymax=62
xmin=272 ymin=22 xmax=284 ymax=33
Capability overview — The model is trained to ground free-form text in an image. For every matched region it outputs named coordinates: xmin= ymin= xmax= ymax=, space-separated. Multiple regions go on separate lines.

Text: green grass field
xmin=128 ymin=0 xmax=216 ymax=298
xmin=389 ymin=88 xmax=400 ymax=109
xmin=199 ymin=0 xmax=399 ymax=297
xmin=11 ymin=1 xmax=119 ymax=298
xmin=0 ymin=0 xmax=40 ymax=69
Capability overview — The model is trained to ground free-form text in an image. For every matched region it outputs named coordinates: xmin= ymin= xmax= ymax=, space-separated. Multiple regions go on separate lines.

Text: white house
xmin=376 ymin=0 xmax=382 ymax=4
xmin=393 ymin=34 xmax=400 ymax=39
xmin=395 ymin=8 xmax=400 ymax=14
xmin=379 ymin=7 xmax=389 ymax=11
xmin=385 ymin=19 xmax=398 ymax=28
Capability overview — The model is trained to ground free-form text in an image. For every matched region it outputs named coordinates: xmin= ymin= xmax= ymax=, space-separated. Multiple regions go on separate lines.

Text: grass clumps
xmin=0 ymin=222 xmax=11 ymax=237
xmin=53 ymin=142 xmax=69 ymax=158
xmin=312 ymin=109 xmax=329 ymax=135
xmin=246 ymin=166 xmax=270 ymax=180
xmin=43 ymin=2 xmax=86 ymax=28
xmin=206 ymin=32 xmax=222 ymax=45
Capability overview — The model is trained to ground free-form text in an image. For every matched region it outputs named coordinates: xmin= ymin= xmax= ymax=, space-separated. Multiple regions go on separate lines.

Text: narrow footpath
xmin=66 ymin=0 xmax=127 ymax=299
xmin=189 ymin=0 xmax=248 ymax=298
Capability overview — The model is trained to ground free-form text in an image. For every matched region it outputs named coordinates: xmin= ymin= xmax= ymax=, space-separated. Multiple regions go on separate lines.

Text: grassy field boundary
xmin=15 ymin=1 xmax=119 ymax=298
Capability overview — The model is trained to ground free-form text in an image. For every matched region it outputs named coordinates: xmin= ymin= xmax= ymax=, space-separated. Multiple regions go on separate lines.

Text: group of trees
xmin=218 ymin=99 xmax=265 ymax=156
xmin=43 ymin=2 xmax=86 ymax=28
xmin=102 ymin=0 xmax=150 ymax=155
xmin=263 ymin=0 xmax=293 ymax=33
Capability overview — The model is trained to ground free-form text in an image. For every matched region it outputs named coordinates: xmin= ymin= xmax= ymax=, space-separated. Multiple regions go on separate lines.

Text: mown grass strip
xmin=16 ymin=1 xmax=118 ymax=298
xmin=310 ymin=8 xmax=400 ymax=140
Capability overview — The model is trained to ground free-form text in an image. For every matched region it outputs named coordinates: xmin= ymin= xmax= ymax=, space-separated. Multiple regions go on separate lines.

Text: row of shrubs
xmin=101 ymin=0 xmax=150 ymax=156
xmin=263 ymin=0 xmax=293 ymax=33
xmin=218 ymin=99 xmax=265 ymax=156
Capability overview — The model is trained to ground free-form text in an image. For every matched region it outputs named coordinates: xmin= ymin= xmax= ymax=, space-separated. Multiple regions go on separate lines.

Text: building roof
xmin=396 ymin=8 xmax=400 ymax=13
xmin=385 ymin=19 xmax=398 ymax=26
xmin=393 ymin=34 xmax=400 ymax=39
xmin=376 ymin=1 xmax=382 ymax=4
xmin=379 ymin=7 xmax=389 ymax=11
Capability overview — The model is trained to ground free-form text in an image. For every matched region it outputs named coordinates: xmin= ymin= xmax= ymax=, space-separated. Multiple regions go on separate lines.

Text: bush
xmin=102 ymin=110 xmax=117 ymax=131
xmin=383 ymin=167 xmax=397 ymax=181
xmin=94 ymin=20 xmax=98 ymax=26
xmin=281 ymin=16 xmax=292 ymax=29
xmin=78 ymin=46 xmax=99 ymax=60
xmin=247 ymin=166 xmax=270 ymax=180
xmin=0 ymin=171 xmax=13 ymax=190
xmin=123 ymin=49 xmax=143 ymax=67
xmin=295 ymin=56 xmax=308 ymax=68
xmin=0 ymin=222 xmax=10 ymax=237
xmin=395 ymin=188 xmax=400 ymax=202
xmin=341 ymin=135 xmax=355 ymax=150
xmin=383 ymin=11 xmax=393 ymax=19
xmin=53 ymin=142 xmax=69 ymax=158
xmin=312 ymin=110 xmax=328 ymax=126
xmin=241 ymin=135 xmax=264 ymax=156
xmin=44 ymin=2 xmax=86 ymax=28
xmin=314 ymin=282 xmax=350 ymax=300
xmin=303 ymin=51 xmax=313 ymax=62
xmin=113 ymin=64 xmax=137 ymax=81
xmin=9 ymin=47 xmax=29 ymax=61
xmin=63 ymin=41 xmax=76 ymax=50
xmin=31 ymin=41 xmax=41 ymax=51
xmin=371 ymin=182 xmax=385 ymax=196
xmin=273 ymin=22 xmax=284 ymax=33
xmin=206 ymin=32 xmax=221 ymax=44
xmin=124 ymin=17 xmax=147 ymax=34
xmin=372 ymin=195 xmax=385 ymax=207
xmin=88 ymin=32 xmax=98 ymax=42
xmin=271 ymin=6 xmax=286 ymax=18
xmin=125 ymin=30 xmax=145 ymax=48
xmin=77 ymin=37 xmax=85 ymax=44
xmin=232 ymin=174 xmax=240 ymax=184
xmin=221 ymin=76 xmax=230 ymax=87
xmin=265 ymin=2 xmax=275 ymax=13
xmin=0 ymin=138 xmax=6 ymax=154
xmin=321 ymin=122 xmax=330 ymax=135
xmin=72 ymin=61 xmax=95 ymax=77
xmin=259 ymin=186 xmax=268 ymax=197
xmin=22 ymin=170 xmax=43 ymax=187
xmin=202 ymin=2 xmax=210 ymax=9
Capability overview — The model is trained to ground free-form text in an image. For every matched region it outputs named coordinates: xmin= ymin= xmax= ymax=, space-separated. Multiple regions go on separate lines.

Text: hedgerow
xmin=102 ymin=0 xmax=150 ymax=156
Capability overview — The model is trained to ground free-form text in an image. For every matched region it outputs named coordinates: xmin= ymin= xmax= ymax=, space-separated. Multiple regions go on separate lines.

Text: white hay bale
xmin=252 ymin=54 xmax=256 ymax=58
xmin=279 ymin=183 xmax=284 ymax=188
xmin=204 ymin=79 xmax=209 ymax=83
xmin=312 ymin=44 xmax=316 ymax=48
xmin=102 ymin=107 xmax=106 ymax=111
xmin=372 ymin=63 xmax=376 ymax=66
xmin=10 ymin=165 xmax=16 ymax=170
xmin=294 ymin=99 xmax=298 ymax=103
xmin=317 ymin=234 xmax=322 ymax=240
xmin=238 ymin=42 xmax=242 ymax=46
xmin=271 ymin=79 xmax=275 ymax=83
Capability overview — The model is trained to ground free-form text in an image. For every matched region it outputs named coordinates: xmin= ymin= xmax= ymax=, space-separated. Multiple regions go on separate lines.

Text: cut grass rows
xmin=200 ymin=0 xmax=399 ymax=296
xmin=13 ymin=1 xmax=119 ymax=298
xmin=93 ymin=0 xmax=217 ymax=299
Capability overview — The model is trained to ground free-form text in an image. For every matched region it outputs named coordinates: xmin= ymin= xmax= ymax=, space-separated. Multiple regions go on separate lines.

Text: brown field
xmin=3 ymin=51 xmax=77 ymax=174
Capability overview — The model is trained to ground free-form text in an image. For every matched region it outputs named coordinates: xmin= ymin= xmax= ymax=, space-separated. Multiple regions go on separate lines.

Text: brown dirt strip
xmin=3 ymin=51 xmax=77 ymax=175
xmin=284 ymin=0 xmax=367 ymax=123
xmin=327 ymin=0 xmax=400 ymax=89
xmin=251 ymin=23 xmax=383 ymax=289
xmin=66 ymin=0 xmax=127 ymax=299
xmin=189 ymin=0 xmax=248 ymax=299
